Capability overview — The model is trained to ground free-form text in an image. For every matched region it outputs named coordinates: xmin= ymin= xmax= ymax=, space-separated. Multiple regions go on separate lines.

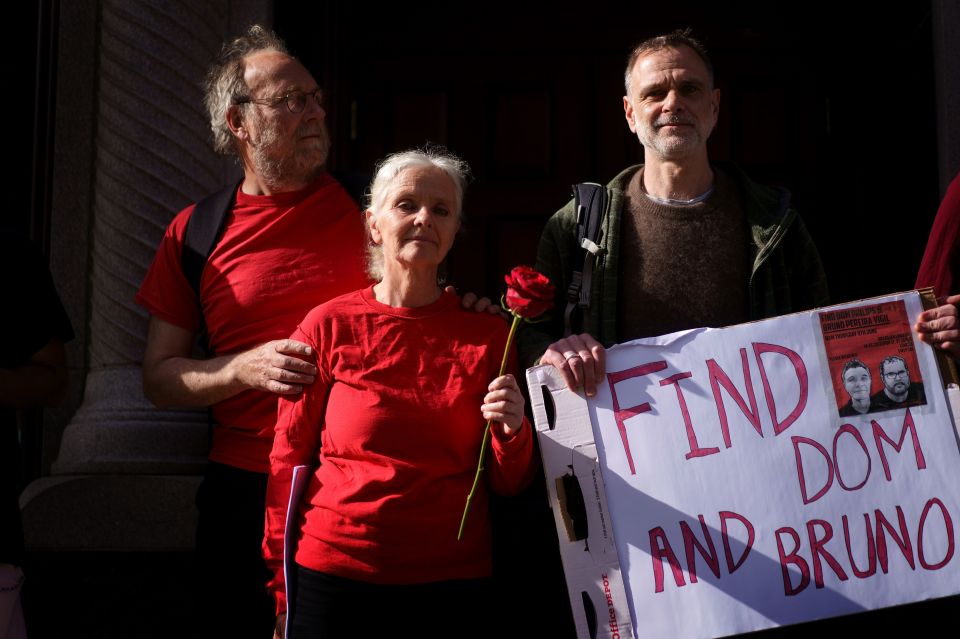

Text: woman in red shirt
xmin=263 ymin=148 xmax=534 ymax=638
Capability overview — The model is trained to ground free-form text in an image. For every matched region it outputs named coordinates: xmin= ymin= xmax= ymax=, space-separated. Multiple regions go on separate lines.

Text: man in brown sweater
xmin=512 ymin=30 xmax=829 ymax=639
xmin=524 ymin=29 xmax=829 ymax=393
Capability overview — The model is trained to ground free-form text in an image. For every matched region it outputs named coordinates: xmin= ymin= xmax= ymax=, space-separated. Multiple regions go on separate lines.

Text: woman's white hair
xmin=364 ymin=147 xmax=470 ymax=281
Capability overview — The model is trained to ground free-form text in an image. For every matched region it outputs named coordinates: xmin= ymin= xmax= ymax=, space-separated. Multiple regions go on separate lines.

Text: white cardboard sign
xmin=566 ymin=292 xmax=960 ymax=638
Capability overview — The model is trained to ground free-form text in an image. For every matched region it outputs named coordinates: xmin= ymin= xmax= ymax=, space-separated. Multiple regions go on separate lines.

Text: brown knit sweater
xmin=616 ymin=167 xmax=750 ymax=341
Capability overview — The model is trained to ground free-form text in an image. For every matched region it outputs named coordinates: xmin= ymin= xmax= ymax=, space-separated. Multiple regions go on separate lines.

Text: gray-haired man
xmin=522 ymin=29 xmax=828 ymax=390
xmin=136 ymin=26 xmax=369 ymax=636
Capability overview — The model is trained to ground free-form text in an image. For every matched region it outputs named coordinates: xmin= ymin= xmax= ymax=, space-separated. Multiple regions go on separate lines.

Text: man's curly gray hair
xmin=203 ymin=25 xmax=289 ymax=155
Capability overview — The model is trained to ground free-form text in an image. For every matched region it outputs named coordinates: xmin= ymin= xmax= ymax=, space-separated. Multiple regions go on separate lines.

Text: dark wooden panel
xmin=390 ymin=91 xmax=448 ymax=149
xmin=280 ymin=0 xmax=940 ymax=305
xmin=491 ymin=90 xmax=552 ymax=178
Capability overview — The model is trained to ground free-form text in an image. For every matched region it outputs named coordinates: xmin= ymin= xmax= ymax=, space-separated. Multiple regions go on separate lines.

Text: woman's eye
xmin=434 ymin=207 xmax=450 ymax=217
xmin=397 ymin=200 xmax=417 ymax=212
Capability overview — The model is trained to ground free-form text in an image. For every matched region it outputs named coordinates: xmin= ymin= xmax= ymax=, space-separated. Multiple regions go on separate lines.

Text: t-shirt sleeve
xmin=263 ymin=320 xmax=329 ymax=615
xmin=916 ymin=172 xmax=960 ymax=298
xmin=134 ymin=205 xmax=202 ymax=333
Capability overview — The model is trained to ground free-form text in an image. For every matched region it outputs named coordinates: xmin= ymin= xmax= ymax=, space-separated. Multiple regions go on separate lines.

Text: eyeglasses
xmin=884 ymin=370 xmax=908 ymax=379
xmin=235 ymin=88 xmax=323 ymax=114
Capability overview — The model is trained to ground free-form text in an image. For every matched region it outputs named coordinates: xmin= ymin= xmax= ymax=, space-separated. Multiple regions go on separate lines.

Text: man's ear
xmin=623 ymin=96 xmax=638 ymax=134
xmin=366 ymin=210 xmax=382 ymax=245
xmin=226 ymin=104 xmax=247 ymax=140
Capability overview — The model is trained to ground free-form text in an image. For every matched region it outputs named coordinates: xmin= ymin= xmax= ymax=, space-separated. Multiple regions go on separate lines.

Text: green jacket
xmin=518 ymin=163 xmax=830 ymax=367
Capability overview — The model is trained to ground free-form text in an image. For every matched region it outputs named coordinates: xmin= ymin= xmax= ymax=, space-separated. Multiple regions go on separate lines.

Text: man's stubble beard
xmin=636 ymin=114 xmax=704 ymax=161
xmin=251 ymin=116 xmax=330 ymax=191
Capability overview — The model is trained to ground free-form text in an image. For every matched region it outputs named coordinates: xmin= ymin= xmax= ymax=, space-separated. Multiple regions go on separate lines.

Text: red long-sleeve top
xmin=263 ymin=287 xmax=535 ymax=613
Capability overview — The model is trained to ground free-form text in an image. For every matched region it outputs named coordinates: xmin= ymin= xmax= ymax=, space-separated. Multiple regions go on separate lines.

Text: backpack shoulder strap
xmin=181 ymin=181 xmax=241 ymax=298
xmin=564 ymin=182 xmax=609 ymax=337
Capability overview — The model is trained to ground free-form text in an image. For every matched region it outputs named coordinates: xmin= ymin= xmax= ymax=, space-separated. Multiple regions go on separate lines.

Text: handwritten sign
xmin=588 ymin=292 xmax=960 ymax=638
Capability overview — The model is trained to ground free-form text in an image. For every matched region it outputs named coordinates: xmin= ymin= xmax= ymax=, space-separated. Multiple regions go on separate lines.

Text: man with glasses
xmin=136 ymin=26 xmax=369 ymax=637
xmin=872 ymin=355 xmax=926 ymax=411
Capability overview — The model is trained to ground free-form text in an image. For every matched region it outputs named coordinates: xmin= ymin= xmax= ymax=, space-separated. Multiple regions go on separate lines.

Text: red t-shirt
xmin=136 ymin=173 xmax=370 ymax=472
xmin=263 ymin=287 xmax=535 ymax=613
xmin=916 ymin=171 xmax=960 ymax=298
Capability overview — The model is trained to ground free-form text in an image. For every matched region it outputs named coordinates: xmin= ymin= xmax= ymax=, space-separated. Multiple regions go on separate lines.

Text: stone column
xmin=22 ymin=0 xmax=269 ymax=551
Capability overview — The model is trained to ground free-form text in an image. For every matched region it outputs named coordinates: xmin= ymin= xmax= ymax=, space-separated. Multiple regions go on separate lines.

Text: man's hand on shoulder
xmin=916 ymin=294 xmax=960 ymax=357
xmin=448 ymin=286 xmax=507 ymax=317
xmin=142 ymin=316 xmax=318 ymax=408
xmin=539 ymin=333 xmax=606 ymax=397
xmin=229 ymin=339 xmax=317 ymax=395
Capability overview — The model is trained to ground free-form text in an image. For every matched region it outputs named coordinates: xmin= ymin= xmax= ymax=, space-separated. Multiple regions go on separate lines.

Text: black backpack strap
xmin=180 ymin=180 xmax=241 ymax=357
xmin=181 ymin=181 xmax=241 ymax=298
xmin=564 ymin=183 xmax=609 ymax=336
xmin=179 ymin=181 xmax=240 ymax=444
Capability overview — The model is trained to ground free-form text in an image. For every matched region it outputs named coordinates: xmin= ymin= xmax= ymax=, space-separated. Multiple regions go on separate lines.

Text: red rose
xmin=504 ymin=265 xmax=555 ymax=318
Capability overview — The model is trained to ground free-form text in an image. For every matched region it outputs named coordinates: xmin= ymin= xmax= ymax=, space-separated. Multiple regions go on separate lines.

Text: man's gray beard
xmin=638 ymin=127 xmax=701 ymax=161
xmin=635 ymin=114 xmax=706 ymax=161
xmin=251 ymin=123 xmax=329 ymax=191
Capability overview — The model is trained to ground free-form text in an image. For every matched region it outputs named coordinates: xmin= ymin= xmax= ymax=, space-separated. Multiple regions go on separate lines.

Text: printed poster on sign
xmin=819 ymin=300 xmax=927 ymax=418
xmin=585 ymin=291 xmax=960 ymax=639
